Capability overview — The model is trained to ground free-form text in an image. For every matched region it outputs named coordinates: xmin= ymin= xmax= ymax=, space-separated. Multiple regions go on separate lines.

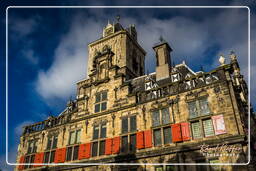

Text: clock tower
xmin=87 ymin=19 xmax=146 ymax=80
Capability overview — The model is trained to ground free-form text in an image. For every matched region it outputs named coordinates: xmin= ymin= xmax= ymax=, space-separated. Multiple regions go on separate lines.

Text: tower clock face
xmin=105 ymin=27 xmax=113 ymax=36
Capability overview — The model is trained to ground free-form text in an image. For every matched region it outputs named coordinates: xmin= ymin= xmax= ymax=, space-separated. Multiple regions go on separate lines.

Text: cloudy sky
xmin=1 ymin=0 xmax=256 ymax=170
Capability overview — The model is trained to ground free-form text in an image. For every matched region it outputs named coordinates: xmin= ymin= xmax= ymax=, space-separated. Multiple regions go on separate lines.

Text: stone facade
xmin=15 ymin=20 xmax=256 ymax=171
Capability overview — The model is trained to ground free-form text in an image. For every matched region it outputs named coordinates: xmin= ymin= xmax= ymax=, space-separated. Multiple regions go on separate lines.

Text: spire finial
xmin=116 ymin=15 xmax=120 ymax=23
xmin=159 ymin=35 xmax=164 ymax=42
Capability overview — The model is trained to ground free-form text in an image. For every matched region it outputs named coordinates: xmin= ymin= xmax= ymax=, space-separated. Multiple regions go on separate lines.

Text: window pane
xmin=192 ymin=122 xmax=202 ymax=139
xmin=73 ymin=146 xmax=79 ymax=160
xmin=199 ymin=98 xmax=210 ymax=115
xmin=76 ymin=130 xmax=81 ymax=143
xmin=162 ymin=108 xmax=170 ymax=125
xmin=92 ymin=142 xmax=98 ymax=157
xmin=29 ymin=155 xmax=35 ymax=168
xmin=130 ymin=116 xmax=137 ymax=132
xmin=69 ymin=132 xmax=76 ymax=144
xmin=203 ymin=119 xmax=214 ymax=137
xmin=99 ymin=141 xmax=105 ymax=156
xmin=52 ymin=136 xmax=58 ymax=149
xmin=163 ymin=127 xmax=172 ymax=144
xmin=93 ymin=125 xmax=99 ymax=140
xmin=130 ymin=134 xmax=136 ymax=152
xmin=46 ymin=138 xmax=52 ymax=150
xmin=122 ymin=117 xmax=128 ymax=134
xmin=152 ymin=111 xmax=160 ymax=127
xmin=44 ymin=152 xmax=50 ymax=163
xmin=50 ymin=151 xmax=55 ymax=163
xmin=100 ymin=124 xmax=107 ymax=138
xmin=154 ymin=129 xmax=162 ymax=146
xmin=96 ymin=93 xmax=101 ymax=103
xmin=101 ymin=102 xmax=107 ymax=111
xmin=95 ymin=104 xmax=101 ymax=113
xmin=66 ymin=147 xmax=72 ymax=161
xmin=102 ymin=92 xmax=107 ymax=101
xmin=188 ymin=101 xmax=198 ymax=118
xmin=121 ymin=136 xmax=128 ymax=153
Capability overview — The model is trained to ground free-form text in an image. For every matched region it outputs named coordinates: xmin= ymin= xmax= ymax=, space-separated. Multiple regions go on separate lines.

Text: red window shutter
xmin=144 ymin=130 xmax=152 ymax=148
xmin=181 ymin=123 xmax=191 ymax=141
xmin=172 ymin=123 xmax=182 ymax=142
xmin=34 ymin=152 xmax=44 ymax=167
xmin=105 ymin=138 xmax=113 ymax=155
xmin=112 ymin=137 xmax=120 ymax=154
xmin=212 ymin=115 xmax=226 ymax=135
xmin=18 ymin=155 xmax=25 ymax=170
xmin=54 ymin=148 xmax=66 ymax=163
xmin=136 ymin=131 xmax=145 ymax=149
xmin=78 ymin=144 xmax=87 ymax=160
xmin=84 ymin=143 xmax=91 ymax=158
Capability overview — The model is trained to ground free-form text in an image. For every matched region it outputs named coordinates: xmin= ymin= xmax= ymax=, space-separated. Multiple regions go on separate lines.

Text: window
xmin=24 ymin=155 xmax=35 ymax=169
xmin=44 ymin=135 xmax=58 ymax=163
xmin=152 ymin=108 xmax=170 ymax=127
xmin=92 ymin=123 xmax=107 ymax=157
xmin=191 ymin=119 xmax=214 ymax=139
xmin=152 ymin=108 xmax=172 ymax=146
xmin=188 ymin=97 xmax=210 ymax=118
xmin=27 ymin=140 xmax=38 ymax=154
xmin=121 ymin=116 xmax=137 ymax=153
xmin=66 ymin=129 xmax=81 ymax=161
xmin=95 ymin=91 xmax=107 ymax=113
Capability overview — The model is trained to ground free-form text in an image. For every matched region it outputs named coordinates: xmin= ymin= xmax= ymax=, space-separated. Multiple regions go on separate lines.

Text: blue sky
xmin=1 ymin=0 xmax=256 ymax=170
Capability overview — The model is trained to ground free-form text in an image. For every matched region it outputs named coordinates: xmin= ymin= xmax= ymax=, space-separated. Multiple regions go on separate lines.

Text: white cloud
xmin=35 ymin=16 xmax=103 ymax=102
xmin=14 ymin=120 xmax=34 ymax=137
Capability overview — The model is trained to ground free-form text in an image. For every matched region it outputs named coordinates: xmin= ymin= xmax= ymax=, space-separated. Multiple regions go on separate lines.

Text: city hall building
xmin=16 ymin=19 xmax=255 ymax=171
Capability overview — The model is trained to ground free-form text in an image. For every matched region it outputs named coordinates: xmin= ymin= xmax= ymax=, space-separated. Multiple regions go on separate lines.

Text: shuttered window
xmin=49 ymin=151 xmax=55 ymax=163
xmin=203 ymin=119 xmax=214 ymax=137
xmin=121 ymin=136 xmax=128 ymax=153
xmin=66 ymin=147 xmax=72 ymax=161
xmin=72 ymin=146 xmax=79 ymax=160
xmin=92 ymin=142 xmax=98 ymax=157
xmin=130 ymin=134 xmax=136 ymax=152
xmin=163 ymin=127 xmax=172 ymax=144
xmin=121 ymin=115 xmax=137 ymax=153
xmin=99 ymin=141 xmax=105 ymax=155
xmin=153 ymin=129 xmax=162 ymax=146
xmin=191 ymin=122 xmax=202 ymax=139
xmin=44 ymin=152 xmax=50 ymax=163
xmin=95 ymin=91 xmax=108 ymax=113
xmin=92 ymin=123 xmax=107 ymax=157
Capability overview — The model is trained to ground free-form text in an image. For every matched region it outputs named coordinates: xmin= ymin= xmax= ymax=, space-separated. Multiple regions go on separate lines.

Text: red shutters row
xmin=34 ymin=152 xmax=44 ymax=167
xmin=54 ymin=147 xmax=66 ymax=163
xmin=78 ymin=143 xmax=91 ymax=160
xmin=172 ymin=122 xmax=191 ymax=142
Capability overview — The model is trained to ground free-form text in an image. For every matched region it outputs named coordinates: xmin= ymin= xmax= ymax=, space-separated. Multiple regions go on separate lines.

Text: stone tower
xmin=87 ymin=20 xmax=146 ymax=80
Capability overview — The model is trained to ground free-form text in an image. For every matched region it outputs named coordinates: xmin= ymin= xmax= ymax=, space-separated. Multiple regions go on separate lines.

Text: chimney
xmin=153 ymin=37 xmax=172 ymax=81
